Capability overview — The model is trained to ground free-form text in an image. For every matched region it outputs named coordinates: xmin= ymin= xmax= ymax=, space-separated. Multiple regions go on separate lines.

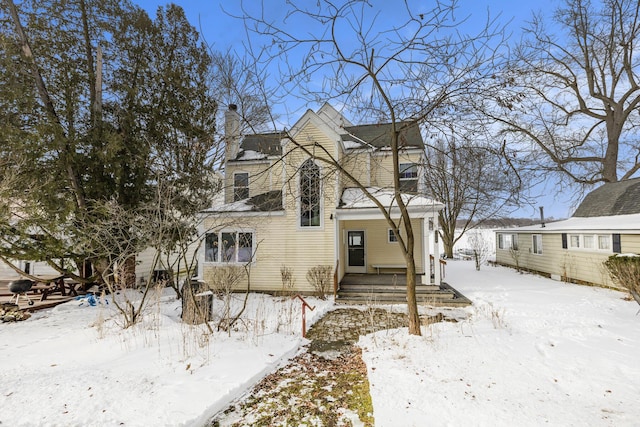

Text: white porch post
xmin=433 ymin=214 xmax=442 ymax=285
xmin=422 ymin=217 xmax=432 ymax=285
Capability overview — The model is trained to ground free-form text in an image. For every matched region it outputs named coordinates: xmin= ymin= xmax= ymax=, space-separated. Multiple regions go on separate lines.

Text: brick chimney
xmin=224 ymin=104 xmax=241 ymax=163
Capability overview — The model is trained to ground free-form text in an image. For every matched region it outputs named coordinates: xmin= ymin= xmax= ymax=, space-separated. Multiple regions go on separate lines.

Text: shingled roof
xmin=573 ymin=177 xmax=640 ymax=217
xmin=235 ymin=132 xmax=284 ymax=160
xmin=341 ymin=121 xmax=424 ymax=149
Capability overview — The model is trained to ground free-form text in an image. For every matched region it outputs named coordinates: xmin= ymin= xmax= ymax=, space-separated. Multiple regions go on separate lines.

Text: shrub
xmin=280 ymin=265 xmax=295 ymax=295
xmin=604 ymin=254 xmax=640 ymax=306
xmin=306 ymin=265 xmax=333 ymax=300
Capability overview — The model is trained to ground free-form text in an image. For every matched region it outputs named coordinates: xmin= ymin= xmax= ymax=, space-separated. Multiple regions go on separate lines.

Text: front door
xmin=346 ymin=230 xmax=366 ymax=273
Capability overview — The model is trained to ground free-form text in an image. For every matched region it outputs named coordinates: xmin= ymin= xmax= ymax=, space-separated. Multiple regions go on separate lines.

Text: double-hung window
xmin=498 ymin=233 xmax=518 ymax=250
xmin=205 ymin=231 xmax=254 ymax=263
xmin=233 ymin=172 xmax=249 ymax=201
xmin=532 ymin=234 xmax=543 ymax=255
xmin=399 ymin=163 xmax=418 ymax=193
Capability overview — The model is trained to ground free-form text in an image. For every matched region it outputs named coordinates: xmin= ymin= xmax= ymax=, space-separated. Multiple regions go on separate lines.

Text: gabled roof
xmin=341 ymin=121 xmax=424 ymax=150
xmin=230 ymin=105 xmax=425 ymax=161
xmin=573 ymin=177 xmax=640 ymax=217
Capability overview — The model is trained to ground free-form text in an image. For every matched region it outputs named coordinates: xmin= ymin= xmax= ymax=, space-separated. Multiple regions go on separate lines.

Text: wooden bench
xmin=371 ymin=264 xmax=407 ymax=275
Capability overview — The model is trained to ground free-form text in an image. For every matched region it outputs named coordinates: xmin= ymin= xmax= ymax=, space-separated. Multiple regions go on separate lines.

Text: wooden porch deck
xmin=337 ymin=273 xmax=471 ymax=307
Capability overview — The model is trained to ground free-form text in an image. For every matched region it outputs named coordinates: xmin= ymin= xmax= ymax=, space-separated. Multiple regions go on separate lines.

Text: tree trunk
xmin=405 ymin=258 xmax=421 ymax=335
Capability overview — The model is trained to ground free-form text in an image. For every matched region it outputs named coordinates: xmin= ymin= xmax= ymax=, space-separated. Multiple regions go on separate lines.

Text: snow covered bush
xmin=604 ymin=254 xmax=640 ymax=306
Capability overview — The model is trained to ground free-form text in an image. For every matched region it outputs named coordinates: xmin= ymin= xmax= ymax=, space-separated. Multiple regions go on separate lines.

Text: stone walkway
xmin=306 ymin=308 xmax=444 ymax=354
xmin=209 ymin=307 xmax=449 ymax=426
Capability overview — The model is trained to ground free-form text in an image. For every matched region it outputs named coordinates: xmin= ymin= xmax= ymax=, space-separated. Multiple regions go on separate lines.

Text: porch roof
xmin=335 ymin=187 xmax=443 ymax=220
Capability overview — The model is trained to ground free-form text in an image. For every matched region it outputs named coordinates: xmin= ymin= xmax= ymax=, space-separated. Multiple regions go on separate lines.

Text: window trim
xmin=497 ymin=233 xmax=518 ymax=251
xmin=299 ymin=158 xmax=323 ymax=229
xmin=388 ymin=229 xmax=398 ymax=243
xmin=399 ymin=162 xmax=418 ymax=192
xmin=565 ymin=233 xmax=615 ymax=253
xmin=233 ymin=172 xmax=249 ymax=201
xmin=532 ymin=234 xmax=543 ymax=255
xmin=399 ymin=162 xmax=418 ymax=180
xmin=204 ymin=230 xmax=256 ymax=264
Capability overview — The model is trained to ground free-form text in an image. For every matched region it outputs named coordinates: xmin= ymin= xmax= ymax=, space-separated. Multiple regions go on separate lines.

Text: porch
xmin=336 ymin=273 xmax=471 ymax=307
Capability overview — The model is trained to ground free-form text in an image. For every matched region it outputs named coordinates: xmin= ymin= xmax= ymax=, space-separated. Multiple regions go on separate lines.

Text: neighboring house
xmin=197 ymin=103 xmax=444 ymax=293
xmin=495 ymin=178 xmax=640 ymax=289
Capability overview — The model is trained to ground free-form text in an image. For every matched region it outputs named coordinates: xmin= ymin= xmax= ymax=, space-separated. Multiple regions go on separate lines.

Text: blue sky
xmin=136 ymin=0 xmax=573 ymax=219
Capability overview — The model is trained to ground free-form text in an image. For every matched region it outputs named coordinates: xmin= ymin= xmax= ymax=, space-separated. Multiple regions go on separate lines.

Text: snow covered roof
xmin=497 ymin=213 xmax=640 ymax=234
xmin=339 ymin=187 xmax=442 ymax=210
xmin=231 ymin=133 xmax=283 ymax=161
xmin=203 ymin=190 xmax=283 ymax=213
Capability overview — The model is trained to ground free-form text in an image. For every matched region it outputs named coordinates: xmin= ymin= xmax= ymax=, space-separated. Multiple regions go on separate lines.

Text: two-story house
xmin=197 ymin=103 xmax=445 ymax=295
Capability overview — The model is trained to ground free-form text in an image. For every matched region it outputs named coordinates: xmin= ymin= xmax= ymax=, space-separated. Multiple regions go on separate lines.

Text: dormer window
xmin=300 ymin=159 xmax=321 ymax=227
xmin=233 ymin=172 xmax=249 ymax=201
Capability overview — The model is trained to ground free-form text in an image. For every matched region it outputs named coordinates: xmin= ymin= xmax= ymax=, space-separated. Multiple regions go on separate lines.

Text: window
xmin=205 ymin=233 xmax=219 ymax=262
xmin=388 ymin=229 xmax=398 ymax=243
xmin=399 ymin=163 xmax=418 ymax=193
xmin=583 ymin=235 xmax=594 ymax=249
xmin=204 ymin=231 xmax=254 ymax=263
xmin=565 ymin=233 xmax=615 ymax=253
xmin=532 ymin=234 xmax=543 ymax=255
xmin=569 ymin=234 xmax=580 ymax=248
xmin=300 ymin=159 xmax=321 ymax=227
xmin=498 ymin=233 xmax=518 ymax=250
xmin=598 ymin=235 xmax=611 ymax=250
xmin=233 ymin=172 xmax=249 ymax=201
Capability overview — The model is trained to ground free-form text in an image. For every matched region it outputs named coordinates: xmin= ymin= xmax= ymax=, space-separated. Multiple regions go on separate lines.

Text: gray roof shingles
xmin=573 ymin=177 xmax=640 ymax=217
xmin=341 ymin=121 xmax=424 ymax=149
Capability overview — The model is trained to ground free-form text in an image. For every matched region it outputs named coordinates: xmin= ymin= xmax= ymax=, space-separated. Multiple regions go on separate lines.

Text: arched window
xmin=300 ymin=159 xmax=321 ymax=227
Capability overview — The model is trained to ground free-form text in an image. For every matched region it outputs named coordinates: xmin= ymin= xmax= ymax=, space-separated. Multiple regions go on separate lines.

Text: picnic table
xmin=31 ymin=277 xmax=80 ymax=301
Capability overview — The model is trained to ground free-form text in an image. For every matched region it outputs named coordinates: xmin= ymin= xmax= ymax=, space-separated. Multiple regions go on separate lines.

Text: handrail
xmin=430 ymin=255 xmax=447 ymax=280
xmin=292 ymin=294 xmax=316 ymax=338
xmin=333 ymin=259 xmax=339 ymax=298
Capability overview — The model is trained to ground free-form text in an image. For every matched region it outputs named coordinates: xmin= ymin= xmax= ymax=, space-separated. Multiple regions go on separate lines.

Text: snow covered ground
xmin=1 ymin=261 xmax=639 ymax=426
xmin=361 ymin=260 xmax=640 ymax=427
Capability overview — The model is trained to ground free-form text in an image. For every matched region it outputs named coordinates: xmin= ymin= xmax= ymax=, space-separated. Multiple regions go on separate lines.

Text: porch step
xmin=336 ymin=278 xmax=471 ymax=307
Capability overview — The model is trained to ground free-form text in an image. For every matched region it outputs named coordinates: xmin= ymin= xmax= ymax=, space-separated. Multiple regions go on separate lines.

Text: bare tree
xmin=487 ymin=0 xmax=640 ymax=188
xmin=467 ymin=230 xmax=491 ymax=271
xmin=240 ymin=0 xmax=506 ymax=335
xmin=424 ymin=126 xmax=524 ymax=258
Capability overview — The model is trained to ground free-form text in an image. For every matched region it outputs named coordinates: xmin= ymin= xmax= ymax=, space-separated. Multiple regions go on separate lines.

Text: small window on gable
xmin=388 ymin=229 xmax=398 ymax=243
xmin=233 ymin=172 xmax=249 ymax=201
xmin=399 ymin=163 xmax=418 ymax=193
